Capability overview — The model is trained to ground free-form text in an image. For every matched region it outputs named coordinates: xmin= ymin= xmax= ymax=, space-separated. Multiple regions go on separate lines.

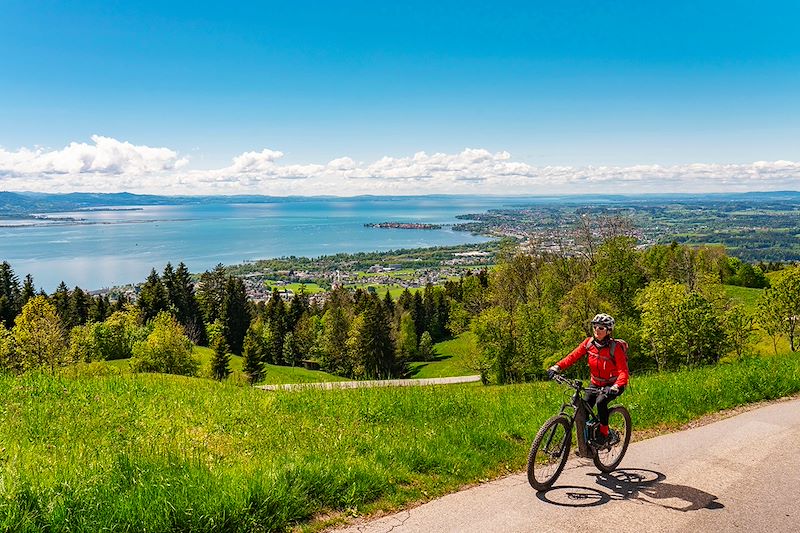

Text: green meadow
xmin=3 ymin=352 xmax=800 ymax=532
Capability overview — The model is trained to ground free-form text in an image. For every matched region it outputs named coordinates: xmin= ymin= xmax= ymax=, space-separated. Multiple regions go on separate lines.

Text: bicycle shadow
xmin=536 ymin=468 xmax=724 ymax=511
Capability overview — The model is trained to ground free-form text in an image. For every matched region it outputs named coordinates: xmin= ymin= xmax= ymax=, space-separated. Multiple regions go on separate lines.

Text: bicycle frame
xmin=552 ymin=374 xmax=603 ymax=457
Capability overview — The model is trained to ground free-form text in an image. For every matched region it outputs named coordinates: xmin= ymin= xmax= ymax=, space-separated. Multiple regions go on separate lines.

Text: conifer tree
xmin=69 ymin=286 xmax=90 ymax=327
xmin=51 ymin=281 xmax=73 ymax=330
xmin=265 ymin=289 xmax=286 ymax=362
xmin=347 ymin=295 xmax=397 ymax=379
xmin=222 ymin=276 xmax=250 ymax=355
xmin=21 ymin=274 xmax=36 ymax=308
xmin=242 ymin=322 xmax=266 ymax=384
xmin=0 ymin=262 xmax=21 ymax=328
xmin=197 ymin=264 xmax=228 ymax=323
xmin=173 ymin=263 xmax=207 ymax=345
xmin=417 ymin=331 xmax=436 ymax=362
xmin=211 ymin=337 xmax=231 ymax=380
xmin=138 ymin=269 xmax=168 ymax=323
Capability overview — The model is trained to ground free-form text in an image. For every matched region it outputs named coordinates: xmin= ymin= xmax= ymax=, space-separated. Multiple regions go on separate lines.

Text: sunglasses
xmin=592 ymin=325 xmax=608 ymax=331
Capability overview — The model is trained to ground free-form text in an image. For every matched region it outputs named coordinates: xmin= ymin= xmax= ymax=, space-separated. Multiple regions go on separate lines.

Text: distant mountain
xmin=1 ymin=190 xmax=799 ymax=217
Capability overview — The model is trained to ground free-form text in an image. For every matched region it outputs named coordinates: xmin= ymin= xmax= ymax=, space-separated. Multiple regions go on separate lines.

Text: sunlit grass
xmin=408 ymin=332 xmax=476 ymax=378
xmin=3 ymin=352 xmax=800 ymax=531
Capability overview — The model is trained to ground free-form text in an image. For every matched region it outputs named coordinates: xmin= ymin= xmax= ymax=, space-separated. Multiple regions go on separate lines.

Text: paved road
xmin=258 ymin=375 xmax=481 ymax=391
xmin=332 ymin=398 xmax=800 ymax=533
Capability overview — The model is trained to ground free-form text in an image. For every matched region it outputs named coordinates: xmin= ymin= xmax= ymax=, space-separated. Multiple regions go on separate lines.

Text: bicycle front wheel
xmin=527 ymin=414 xmax=572 ymax=491
xmin=593 ymin=405 xmax=632 ymax=473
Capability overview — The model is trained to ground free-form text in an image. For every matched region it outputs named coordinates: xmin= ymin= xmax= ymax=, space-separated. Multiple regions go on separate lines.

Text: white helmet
xmin=591 ymin=313 xmax=615 ymax=330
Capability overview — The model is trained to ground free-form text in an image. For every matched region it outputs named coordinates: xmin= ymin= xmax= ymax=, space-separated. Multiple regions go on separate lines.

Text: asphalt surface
xmin=332 ymin=397 xmax=800 ymax=533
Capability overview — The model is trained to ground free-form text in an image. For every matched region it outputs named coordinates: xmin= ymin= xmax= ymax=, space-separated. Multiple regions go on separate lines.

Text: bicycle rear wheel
xmin=593 ymin=405 xmax=631 ymax=473
xmin=527 ymin=415 xmax=572 ymax=490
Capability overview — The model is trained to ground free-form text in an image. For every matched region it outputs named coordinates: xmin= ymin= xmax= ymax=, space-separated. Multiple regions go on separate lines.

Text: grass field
xmin=408 ymin=332 xmax=476 ymax=378
xmin=724 ymin=284 xmax=764 ymax=311
xmin=3 ymin=352 xmax=800 ymax=532
xmin=106 ymin=346 xmax=347 ymax=385
xmin=264 ymin=283 xmax=327 ymax=294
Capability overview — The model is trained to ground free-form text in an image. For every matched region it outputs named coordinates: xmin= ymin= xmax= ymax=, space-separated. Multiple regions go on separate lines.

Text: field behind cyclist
xmin=3 ymin=352 xmax=800 ymax=532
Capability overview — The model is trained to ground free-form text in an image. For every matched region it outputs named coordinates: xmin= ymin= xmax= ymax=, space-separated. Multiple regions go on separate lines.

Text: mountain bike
xmin=526 ymin=374 xmax=632 ymax=491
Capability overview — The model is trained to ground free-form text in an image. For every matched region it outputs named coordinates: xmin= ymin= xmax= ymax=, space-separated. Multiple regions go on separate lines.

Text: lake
xmin=0 ymin=196 xmax=521 ymax=292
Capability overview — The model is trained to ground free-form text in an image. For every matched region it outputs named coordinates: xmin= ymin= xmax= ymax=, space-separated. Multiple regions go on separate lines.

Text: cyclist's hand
xmin=547 ymin=365 xmax=560 ymax=380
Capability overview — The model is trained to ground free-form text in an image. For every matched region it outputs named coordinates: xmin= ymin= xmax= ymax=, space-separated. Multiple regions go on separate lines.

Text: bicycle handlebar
xmin=551 ymin=373 xmax=604 ymax=393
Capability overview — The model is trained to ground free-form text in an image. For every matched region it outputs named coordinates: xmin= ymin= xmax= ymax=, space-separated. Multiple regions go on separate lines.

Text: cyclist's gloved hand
xmin=600 ymin=384 xmax=620 ymax=398
xmin=547 ymin=365 xmax=560 ymax=380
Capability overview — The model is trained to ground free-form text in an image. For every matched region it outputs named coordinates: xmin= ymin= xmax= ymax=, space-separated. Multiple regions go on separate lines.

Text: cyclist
xmin=547 ymin=313 xmax=629 ymax=445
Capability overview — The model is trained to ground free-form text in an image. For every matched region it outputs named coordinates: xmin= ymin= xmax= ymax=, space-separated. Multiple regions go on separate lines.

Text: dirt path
xmin=330 ymin=397 xmax=800 ymax=532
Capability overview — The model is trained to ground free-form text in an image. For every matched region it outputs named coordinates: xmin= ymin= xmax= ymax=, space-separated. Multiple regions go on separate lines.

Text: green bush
xmin=130 ymin=313 xmax=199 ymax=376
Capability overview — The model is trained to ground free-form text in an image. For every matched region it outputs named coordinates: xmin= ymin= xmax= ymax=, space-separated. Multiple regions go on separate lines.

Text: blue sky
xmin=1 ymin=1 xmax=799 ymax=195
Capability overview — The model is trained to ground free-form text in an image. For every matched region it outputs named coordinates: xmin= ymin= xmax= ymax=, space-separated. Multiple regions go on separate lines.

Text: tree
xmin=758 ymin=266 xmax=800 ymax=351
xmin=242 ymin=320 xmax=267 ymax=384
xmin=265 ymin=289 xmax=287 ymax=362
xmin=593 ymin=236 xmax=646 ymax=318
xmin=51 ymin=281 xmax=73 ymax=330
xmin=417 ymin=331 xmax=436 ymax=362
xmin=0 ymin=262 xmax=21 ymax=328
xmin=321 ymin=306 xmax=350 ymax=375
xmin=677 ymin=292 xmax=726 ymax=366
xmin=12 ymin=296 xmax=69 ymax=374
xmin=636 ymin=280 xmax=686 ymax=371
xmin=95 ymin=307 xmax=147 ymax=360
xmin=20 ymin=274 xmax=36 ymax=308
xmin=68 ymin=322 xmax=100 ymax=363
xmin=471 ymin=307 xmax=514 ymax=384
xmin=397 ymin=311 xmax=418 ymax=361
xmin=197 ymin=264 xmax=228 ymax=323
xmin=346 ymin=296 xmax=397 ymax=379
xmin=211 ymin=337 xmax=231 ymax=380
xmin=172 ymin=262 xmax=207 ymax=345
xmin=138 ymin=269 xmax=168 ymax=323
xmin=222 ymin=276 xmax=250 ymax=355
xmin=0 ymin=323 xmax=19 ymax=374
xmin=130 ymin=312 xmax=198 ymax=376
xmin=282 ymin=331 xmax=300 ymax=366
xmin=725 ymin=304 xmax=758 ymax=359
xmin=69 ymin=286 xmax=90 ymax=327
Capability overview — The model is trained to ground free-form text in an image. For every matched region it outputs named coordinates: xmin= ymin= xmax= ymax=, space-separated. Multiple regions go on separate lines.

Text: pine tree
xmin=347 ymin=295 xmax=397 ymax=379
xmin=242 ymin=322 xmax=266 ymax=384
xmin=222 ymin=276 xmax=250 ymax=355
xmin=21 ymin=274 xmax=36 ymax=308
xmin=197 ymin=264 xmax=228 ymax=323
xmin=51 ymin=281 xmax=73 ymax=330
xmin=266 ymin=289 xmax=286 ymax=363
xmin=0 ymin=262 xmax=21 ymax=328
xmin=69 ymin=286 xmax=90 ymax=327
xmin=418 ymin=331 xmax=436 ymax=361
xmin=138 ymin=269 xmax=168 ymax=323
xmin=174 ymin=263 xmax=207 ymax=345
xmin=211 ymin=337 xmax=231 ymax=380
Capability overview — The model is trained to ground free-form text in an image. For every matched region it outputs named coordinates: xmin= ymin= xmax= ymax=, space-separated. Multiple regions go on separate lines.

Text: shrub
xmin=130 ymin=312 xmax=199 ymax=376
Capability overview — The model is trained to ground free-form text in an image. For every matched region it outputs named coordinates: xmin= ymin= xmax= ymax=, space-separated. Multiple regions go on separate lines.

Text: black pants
xmin=584 ymin=386 xmax=625 ymax=426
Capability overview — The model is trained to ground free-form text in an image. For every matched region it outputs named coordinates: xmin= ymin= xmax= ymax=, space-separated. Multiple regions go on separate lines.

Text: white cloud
xmin=1 ymin=136 xmax=799 ymax=195
xmin=0 ymin=135 xmax=187 ymax=177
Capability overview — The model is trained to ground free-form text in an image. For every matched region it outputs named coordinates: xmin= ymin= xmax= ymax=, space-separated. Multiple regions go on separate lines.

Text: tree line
xmin=1 ymin=217 xmax=799 ymax=384
xmin=0 ymin=260 xmax=459 ymax=382
xmin=467 ymin=234 xmax=800 ymax=385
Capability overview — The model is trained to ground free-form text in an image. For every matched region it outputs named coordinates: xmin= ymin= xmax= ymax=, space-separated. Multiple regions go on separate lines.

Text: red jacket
xmin=556 ymin=337 xmax=630 ymax=387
